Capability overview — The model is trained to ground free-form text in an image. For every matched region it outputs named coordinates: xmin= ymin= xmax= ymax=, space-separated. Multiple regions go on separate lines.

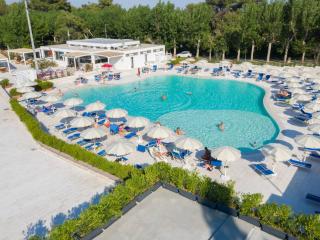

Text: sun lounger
xmin=55 ymin=123 xmax=66 ymax=130
xmin=67 ymin=133 xmax=80 ymax=141
xmin=97 ymin=149 xmax=107 ymax=157
xmin=85 ymin=142 xmax=102 ymax=151
xmin=288 ymin=159 xmax=312 ymax=169
xmin=306 ymin=193 xmax=320 ymax=204
xmin=304 ymin=147 xmax=320 ymax=152
xmin=145 ymin=140 xmax=157 ymax=148
xmin=98 ymin=119 xmax=106 ymax=125
xmin=124 ymin=132 xmax=137 ymax=139
xmin=309 ymin=153 xmax=320 ymax=159
xmin=110 ymin=124 xmax=119 ymax=134
xmin=76 ymin=139 xmax=91 ymax=146
xmin=252 ymin=164 xmax=275 ymax=176
xmin=137 ymin=144 xmax=146 ymax=152
xmin=211 ymin=159 xmax=223 ymax=167
xmin=171 ymin=149 xmax=191 ymax=160
xmin=63 ymin=127 xmax=77 ymax=135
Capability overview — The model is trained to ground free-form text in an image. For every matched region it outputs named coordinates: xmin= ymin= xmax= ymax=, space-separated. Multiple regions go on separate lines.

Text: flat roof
xmin=67 ymin=38 xmax=137 ymax=45
xmin=94 ymin=51 xmax=123 ymax=58
xmin=9 ymin=48 xmax=34 ymax=54
xmin=0 ymin=53 xmax=7 ymax=61
xmin=64 ymin=51 xmax=90 ymax=58
xmin=95 ymin=188 xmax=280 ymax=240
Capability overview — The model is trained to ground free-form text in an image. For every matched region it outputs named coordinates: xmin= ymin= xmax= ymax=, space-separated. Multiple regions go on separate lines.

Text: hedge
xmin=9 ymin=100 xmax=320 ymax=240
xmin=10 ymin=99 xmax=134 ymax=180
xmin=35 ymin=80 xmax=54 ymax=91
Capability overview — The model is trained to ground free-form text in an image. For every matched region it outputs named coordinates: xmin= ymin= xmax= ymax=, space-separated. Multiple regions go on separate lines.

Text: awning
xmin=94 ymin=51 xmax=123 ymax=58
xmin=8 ymin=48 xmax=34 ymax=54
xmin=0 ymin=53 xmax=8 ymax=61
xmin=64 ymin=52 xmax=90 ymax=58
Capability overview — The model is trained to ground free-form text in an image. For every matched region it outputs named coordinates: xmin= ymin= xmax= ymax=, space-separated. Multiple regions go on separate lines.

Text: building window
xmin=55 ymin=51 xmax=64 ymax=61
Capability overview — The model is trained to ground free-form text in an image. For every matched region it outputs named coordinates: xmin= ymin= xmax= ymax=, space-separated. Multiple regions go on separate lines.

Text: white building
xmin=39 ymin=38 xmax=166 ymax=70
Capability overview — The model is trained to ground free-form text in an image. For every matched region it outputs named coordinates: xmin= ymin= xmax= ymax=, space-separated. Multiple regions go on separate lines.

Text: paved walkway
xmin=0 ymin=89 xmax=115 ymax=240
xmin=96 ymin=188 xmax=280 ymax=240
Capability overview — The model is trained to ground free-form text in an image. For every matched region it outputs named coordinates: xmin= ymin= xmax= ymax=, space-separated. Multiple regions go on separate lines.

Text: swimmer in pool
xmin=217 ymin=121 xmax=225 ymax=132
xmin=161 ymin=95 xmax=167 ymax=101
xmin=186 ymin=91 xmax=192 ymax=95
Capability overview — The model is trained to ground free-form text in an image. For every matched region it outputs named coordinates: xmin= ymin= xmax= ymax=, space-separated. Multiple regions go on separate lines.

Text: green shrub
xmin=35 ymin=80 xmax=54 ymax=91
xmin=0 ymin=79 xmax=10 ymax=88
xmin=9 ymin=88 xmax=20 ymax=97
xmin=288 ymin=214 xmax=320 ymax=240
xmin=10 ymin=99 xmax=133 ymax=180
xmin=239 ymin=193 xmax=263 ymax=216
xmin=170 ymin=57 xmax=186 ymax=65
xmin=257 ymin=203 xmax=292 ymax=230
xmin=32 ymin=59 xmax=58 ymax=70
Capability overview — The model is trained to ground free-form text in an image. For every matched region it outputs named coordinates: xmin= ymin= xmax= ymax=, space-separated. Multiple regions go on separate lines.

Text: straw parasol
xmin=105 ymin=140 xmax=135 ymax=156
xmin=54 ymin=109 xmax=76 ymax=119
xmin=174 ymin=137 xmax=203 ymax=151
xmin=16 ymin=86 xmax=33 ymax=93
xmin=63 ymin=98 xmax=83 ymax=107
xmin=262 ymin=144 xmax=291 ymax=171
xmin=304 ymin=102 xmax=320 ymax=113
xmin=70 ymin=117 xmax=94 ymax=128
xmin=211 ymin=146 xmax=241 ymax=180
xmin=308 ymin=124 xmax=320 ymax=133
xmin=81 ymin=127 xmax=106 ymax=140
xmin=147 ymin=125 xmax=172 ymax=139
xmin=16 ymin=80 xmax=37 ymax=88
xmin=295 ymin=135 xmax=320 ymax=149
xmin=41 ymin=94 xmax=61 ymax=103
xmin=21 ymin=91 xmax=42 ymax=100
xmin=127 ymin=117 xmax=150 ymax=129
xmin=86 ymin=101 xmax=106 ymax=112
xmin=106 ymin=108 xmax=128 ymax=119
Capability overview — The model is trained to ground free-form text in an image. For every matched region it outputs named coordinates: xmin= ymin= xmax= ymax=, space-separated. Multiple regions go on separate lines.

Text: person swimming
xmin=175 ymin=127 xmax=184 ymax=135
xmin=186 ymin=91 xmax=192 ymax=95
xmin=161 ymin=94 xmax=167 ymax=101
xmin=217 ymin=121 xmax=225 ymax=132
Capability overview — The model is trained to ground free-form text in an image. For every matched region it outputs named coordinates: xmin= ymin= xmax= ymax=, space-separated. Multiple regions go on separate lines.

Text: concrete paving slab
xmin=0 ymin=89 xmax=115 ymax=240
xmin=96 ymin=188 xmax=280 ymax=240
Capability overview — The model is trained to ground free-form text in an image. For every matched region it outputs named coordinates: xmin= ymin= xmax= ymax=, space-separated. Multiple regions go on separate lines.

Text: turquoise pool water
xmin=64 ymin=75 xmax=279 ymax=151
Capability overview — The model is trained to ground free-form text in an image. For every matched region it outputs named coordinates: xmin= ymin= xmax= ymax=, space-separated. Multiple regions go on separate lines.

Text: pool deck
xmin=96 ymin=187 xmax=280 ymax=240
xmin=15 ymin=65 xmax=320 ymax=215
xmin=0 ymin=89 xmax=115 ymax=240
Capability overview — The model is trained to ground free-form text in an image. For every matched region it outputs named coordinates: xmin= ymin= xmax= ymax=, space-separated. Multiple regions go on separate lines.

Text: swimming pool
xmin=64 ymin=75 xmax=279 ymax=151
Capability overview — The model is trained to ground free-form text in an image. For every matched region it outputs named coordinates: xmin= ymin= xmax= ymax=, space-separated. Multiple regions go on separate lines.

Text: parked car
xmin=176 ymin=51 xmax=192 ymax=58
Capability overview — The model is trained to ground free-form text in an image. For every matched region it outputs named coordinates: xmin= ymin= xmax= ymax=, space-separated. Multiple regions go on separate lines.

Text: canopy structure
xmin=64 ymin=52 xmax=90 ymax=58
xmin=0 ymin=53 xmax=10 ymax=73
xmin=94 ymin=51 xmax=123 ymax=59
xmin=8 ymin=48 xmax=39 ymax=66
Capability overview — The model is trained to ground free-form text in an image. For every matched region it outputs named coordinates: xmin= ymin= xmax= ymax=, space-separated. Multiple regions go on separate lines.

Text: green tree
xmin=281 ymin=0 xmax=301 ymax=63
xmin=261 ymin=0 xmax=284 ymax=62
xmin=54 ymin=12 xmax=88 ymax=43
xmin=298 ymin=0 xmax=320 ymax=63
xmin=99 ymin=0 xmax=113 ymax=8
xmin=0 ymin=0 xmax=7 ymax=15
xmin=29 ymin=0 xmax=71 ymax=11
xmin=240 ymin=2 xmax=263 ymax=61
xmin=185 ymin=3 xmax=213 ymax=58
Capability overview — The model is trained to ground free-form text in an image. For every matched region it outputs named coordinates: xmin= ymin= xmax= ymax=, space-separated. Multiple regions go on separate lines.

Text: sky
xmin=6 ymin=0 xmax=204 ymax=8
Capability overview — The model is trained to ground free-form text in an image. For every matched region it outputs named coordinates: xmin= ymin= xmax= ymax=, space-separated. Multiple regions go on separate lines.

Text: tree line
xmin=0 ymin=0 xmax=319 ymax=64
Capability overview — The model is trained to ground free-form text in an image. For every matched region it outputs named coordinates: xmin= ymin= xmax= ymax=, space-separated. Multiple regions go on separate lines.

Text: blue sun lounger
xmin=97 ymin=149 xmax=107 ymax=157
xmin=77 ymin=139 xmax=91 ymax=146
xmin=253 ymin=164 xmax=275 ymax=176
xmin=125 ymin=132 xmax=137 ymax=139
xmin=137 ymin=144 xmax=146 ymax=152
xmin=85 ymin=142 xmax=102 ymax=151
xmin=306 ymin=193 xmax=320 ymax=204
xmin=55 ymin=123 xmax=66 ymax=130
xmin=63 ymin=127 xmax=77 ymax=135
xmin=68 ymin=133 xmax=80 ymax=141
xmin=288 ymin=159 xmax=312 ymax=169
xmin=98 ymin=119 xmax=106 ymax=125
xmin=309 ymin=153 xmax=320 ymax=159
xmin=304 ymin=147 xmax=320 ymax=152
xmin=145 ymin=140 xmax=157 ymax=148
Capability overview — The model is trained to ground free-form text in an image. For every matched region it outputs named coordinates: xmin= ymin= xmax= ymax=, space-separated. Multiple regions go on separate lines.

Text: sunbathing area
xmin=0 ymin=89 xmax=115 ymax=239
xmin=7 ymin=60 xmax=318 ymax=218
